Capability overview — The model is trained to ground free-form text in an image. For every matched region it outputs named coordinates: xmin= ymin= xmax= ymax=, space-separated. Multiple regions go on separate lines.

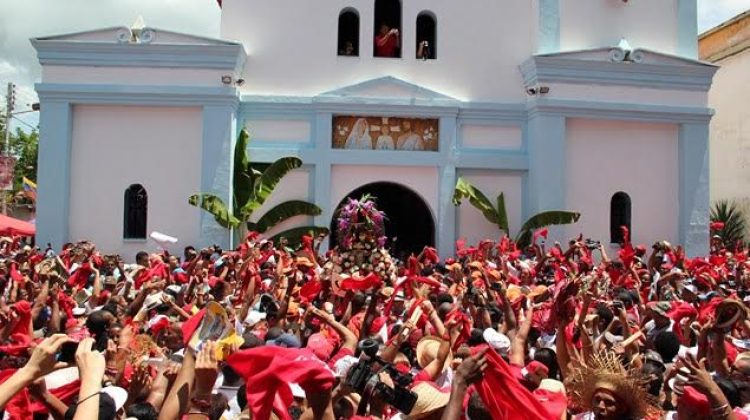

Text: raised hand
xmin=193 ymin=341 xmax=218 ymax=399
xmin=21 ymin=334 xmax=72 ymax=380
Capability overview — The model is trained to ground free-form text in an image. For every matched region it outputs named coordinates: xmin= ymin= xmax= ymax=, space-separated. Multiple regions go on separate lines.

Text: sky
xmin=0 ymin=0 xmax=748 ymax=132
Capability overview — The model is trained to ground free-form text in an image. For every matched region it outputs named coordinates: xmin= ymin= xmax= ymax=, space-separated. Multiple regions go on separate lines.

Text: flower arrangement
xmin=333 ymin=195 xmax=396 ymax=279
xmin=335 ymin=194 xmax=387 ymax=250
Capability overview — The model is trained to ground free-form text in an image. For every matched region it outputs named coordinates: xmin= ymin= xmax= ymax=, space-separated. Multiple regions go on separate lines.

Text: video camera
xmin=345 ymin=339 xmax=418 ymax=415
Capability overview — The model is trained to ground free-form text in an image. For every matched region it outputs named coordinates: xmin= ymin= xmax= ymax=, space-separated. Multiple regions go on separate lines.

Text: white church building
xmin=31 ymin=0 xmax=717 ymax=258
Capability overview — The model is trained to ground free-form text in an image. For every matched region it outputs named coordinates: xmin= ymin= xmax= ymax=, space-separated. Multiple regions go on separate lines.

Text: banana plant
xmin=189 ymin=128 xmax=329 ymax=245
xmin=452 ymin=177 xmax=580 ymax=248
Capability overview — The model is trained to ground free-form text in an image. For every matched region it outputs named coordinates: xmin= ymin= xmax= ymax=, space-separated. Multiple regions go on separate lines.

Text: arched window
xmin=338 ymin=8 xmax=359 ymax=56
xmin=610 ymin=192 xmax=631 ymax=244
xmin=374 ymin=0 xmax=401 ymax=58
xmin=416 ymin=12 xmax=436 ymax=59
xmin=124 ymin=184 xmax=148 ymax=239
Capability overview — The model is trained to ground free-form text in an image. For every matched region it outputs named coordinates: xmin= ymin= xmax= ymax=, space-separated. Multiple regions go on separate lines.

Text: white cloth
xmin=344 ymin=119 xmax=373 ymax=149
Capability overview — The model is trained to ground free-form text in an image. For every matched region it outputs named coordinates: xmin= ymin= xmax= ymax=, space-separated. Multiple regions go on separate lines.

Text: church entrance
xmin=330 ymin=182 xmax=435 ymax=260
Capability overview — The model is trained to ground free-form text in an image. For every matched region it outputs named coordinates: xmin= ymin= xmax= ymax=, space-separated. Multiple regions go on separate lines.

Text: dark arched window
xmin=124 ymin=184 xmax=147 ymax=239
xmin=610 ymin=192 xmax=631 ymax=244
xmin=416 ymin=12 xmax=436 ymax=59
xmin=374 ymin=0 xmax=401 ymax=58
xmin=338 ymin=8 xmax=359 ymax=56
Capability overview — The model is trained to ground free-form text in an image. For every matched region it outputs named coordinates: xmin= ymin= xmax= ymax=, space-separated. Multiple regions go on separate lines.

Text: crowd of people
xmin=0 ymin=197 xmax=748 ymax=420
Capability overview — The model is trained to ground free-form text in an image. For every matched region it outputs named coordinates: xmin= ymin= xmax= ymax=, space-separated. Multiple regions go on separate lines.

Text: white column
xmin=36 ymin=100 xmax=72 ymax=249
xmin=679 ymin=122 xmax=710 ymax=256
xmin=199 ymin=104 xmax=237 ymax=249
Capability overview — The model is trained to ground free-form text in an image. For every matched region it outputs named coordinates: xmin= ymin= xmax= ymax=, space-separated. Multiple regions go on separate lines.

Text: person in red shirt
xmin=374 ymin=23 xmax=400 ymax=57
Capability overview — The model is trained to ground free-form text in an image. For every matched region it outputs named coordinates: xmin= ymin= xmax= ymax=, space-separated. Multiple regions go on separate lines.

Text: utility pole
xmin=2 ymin=83 xmax=14 ymax=216
xmin=4 ymin=83 xmax=14 ymax=156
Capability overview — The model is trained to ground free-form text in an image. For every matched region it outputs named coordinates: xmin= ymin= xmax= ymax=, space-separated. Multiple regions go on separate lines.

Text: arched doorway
xmin=330 ymin=182 xmax=435 ymax=259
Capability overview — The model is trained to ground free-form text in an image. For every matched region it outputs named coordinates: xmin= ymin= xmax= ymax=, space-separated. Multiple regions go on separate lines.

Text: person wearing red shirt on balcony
xmin=374 ymin=23 xmax=399 ymax=57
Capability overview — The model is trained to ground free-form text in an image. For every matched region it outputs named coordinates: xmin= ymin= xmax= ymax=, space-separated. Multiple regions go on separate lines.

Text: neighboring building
xmin=31 ymin=0 xmax=717 ymax=258
xmin=699 ymin=10 xmax=750 ymax=219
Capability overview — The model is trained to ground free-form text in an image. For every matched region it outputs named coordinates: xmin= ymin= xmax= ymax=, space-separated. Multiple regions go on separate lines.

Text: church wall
xmin=707 ymin=50 xmax=750 ymax=215
xmin=42 ymin=66 xmax=229 ymax=87
xmin=330 ymin=165 xmax=439 ymax=224
xmin=245 ymin=119 xmax=312 ymax=145
xmin=559 ymin=0 xmax=679 ymax=54
xmin=455 ymin=170 xmax=524 ymax=246
xmin=221 ymin=0 xmax=534 ymax=101
xmin=68 ymin=105 xmax=203 ymax=257
xmin=565 ymin=118 xmax=679 ymax=251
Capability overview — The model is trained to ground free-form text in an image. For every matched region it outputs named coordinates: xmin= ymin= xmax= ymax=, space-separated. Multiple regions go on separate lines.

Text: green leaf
xmin=253 ymin=200 xmax=323 ymax=233
xmin=496 ymin=192 xmax=509 ymax=234
xmin=711 ymin=200 xmax=747 ymax=248
xmin=188 ymin=194 xmax=240 ymax=228
xmin=268 ymin=226 xmax=330 ymax=248
xmin=244 ymin=157 xmax=303 ymax=214
xmin=514 ymin=211 xmax=581 ymax=248
xmin=233 ymin=129 xmax=254 ymax=214
xmin=452 ymin=177 xmax=501 ymax=226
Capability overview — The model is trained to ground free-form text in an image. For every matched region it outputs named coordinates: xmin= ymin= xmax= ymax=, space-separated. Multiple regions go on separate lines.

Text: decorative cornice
xmin=31 ymin=30 xmax=246 ymax=74
xmin=36 ymin=83 xmax=240 ymax=107
xmin=520 ymin=52 xmax=718 ymax=91
xmin=527 ymin=98 xmax=714 ymax=124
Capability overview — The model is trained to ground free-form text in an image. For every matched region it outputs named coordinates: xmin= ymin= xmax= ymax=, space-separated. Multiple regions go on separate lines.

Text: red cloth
xmin=227 ymin=347 xmax=335 ymax=420
xmin=298 ymin=279 xmax=322 ymax=302
xmin=340 ymin=273 xmax=382 ymax=292
xmin=181 ymin=308 xmax=206 ymax=347
xmin=66 ymin=262 xmax=92 ymax=289
xmin=533 ymin=228 xmax=549 ymax=244
xmin=421 ymin=247 xmax=439 ymax=264
xmin=9 ymin=263 xmax=23 ymax=285
xmin=29 ymin=379 xmax=81 ymax=414
xmin=0 ymin=369 xmax=31 ymax=419
xmin=10 ymin=301 xmax=32 ymax=338
xmin=0 ymin=333 xmax=32 ymax=356
xmin=470 ymin=345 xmax=557 ymax=420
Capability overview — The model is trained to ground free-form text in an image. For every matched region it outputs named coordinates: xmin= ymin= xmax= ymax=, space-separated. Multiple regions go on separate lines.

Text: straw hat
xmin=408 ymin=382 xmax=450 ymax=419
xmin=295 ymin=257 xmax=314 ymax=268
xmin=416 ymin=336 xmax=452 ymax=372
xmin=566 ymin=351 xmax=657 ymax=419
xmin=716 ymin=299 xmax=748 ymax=329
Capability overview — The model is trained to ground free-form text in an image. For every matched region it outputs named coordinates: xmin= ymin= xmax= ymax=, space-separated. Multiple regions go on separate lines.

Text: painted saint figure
xmin=344 ymin=118 xmax=373 ymax=149
xmin=396 ymin=120 xmax=424 ymax=150
xmin=375 ymin=125 xmax=395 ymax=150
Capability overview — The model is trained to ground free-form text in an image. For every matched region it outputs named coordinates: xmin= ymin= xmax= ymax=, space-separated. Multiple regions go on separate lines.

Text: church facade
xmin=32 ymin=0 xmax=717 ymax=257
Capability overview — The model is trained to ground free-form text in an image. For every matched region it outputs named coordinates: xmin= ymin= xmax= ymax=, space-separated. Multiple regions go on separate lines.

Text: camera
xmin=584 ymin=239 xmax=600 ymax=250
xmin=345 ymin=339 xmax=418 ymax=415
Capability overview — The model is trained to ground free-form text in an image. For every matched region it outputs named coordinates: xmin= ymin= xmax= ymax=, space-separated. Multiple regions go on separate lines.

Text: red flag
xmin=298 ymin=278 xmax=323 ymax=302
xmin=471 ymin=345 xmax=557 ymax=420
xmin=533 ymin=228 xmax=549 ymax=244
xmin=340 ymin=273 xmax=382 ymax=292
xmin=227 ymin=347 xmax=335 ymax=420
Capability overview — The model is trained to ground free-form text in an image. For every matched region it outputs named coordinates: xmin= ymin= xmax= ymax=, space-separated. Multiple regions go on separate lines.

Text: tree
xmin=452 ymin=177 xmax=580 ymax=248
xmin=189 ymin=128 xmax=329 ymax=245
xmin=9 ymin=127 xmax=38 ymax=193
xmin=710 ymin=200 xmax=746 ymax=248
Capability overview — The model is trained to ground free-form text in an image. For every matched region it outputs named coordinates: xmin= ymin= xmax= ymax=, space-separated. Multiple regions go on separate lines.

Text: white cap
xmin=483 ymin=329 xmax=511 ymax=353
xmin=72 ymin=307 xmax=86 ymax=316
xmin=244 ymin=310 xmax=267 ymax=328
xmin=103 ymin=386 xmax=128 ymax=410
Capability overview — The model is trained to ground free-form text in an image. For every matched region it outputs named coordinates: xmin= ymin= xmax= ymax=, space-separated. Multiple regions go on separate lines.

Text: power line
xmin=11 ymin=115 xmax=36 ymax=130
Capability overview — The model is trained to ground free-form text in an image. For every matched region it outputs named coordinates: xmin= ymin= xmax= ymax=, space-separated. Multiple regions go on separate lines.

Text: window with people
xmin=610 ymin=191 xmax=631 ymax=243
xmin=374 ymin=0 xmax=401 ymax=58
xmin=416 ymin=12 xmax=436 ymax=60
xmin=124 ymin=184 xmax=147 ymax=239
xmin=337 ymin=8 xmax=359 ymax=56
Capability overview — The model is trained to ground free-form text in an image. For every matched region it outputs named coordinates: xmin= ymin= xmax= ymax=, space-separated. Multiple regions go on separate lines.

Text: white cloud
xmin=698 ymin=0 xmax=750 ymax=32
